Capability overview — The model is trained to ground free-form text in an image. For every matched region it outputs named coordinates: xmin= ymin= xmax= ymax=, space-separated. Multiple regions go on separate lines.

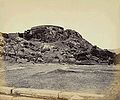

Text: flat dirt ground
xmin=0 ymin=49 xmax=120 ymax=99
xmin=1 ymin=61 xmax=119 ymax=99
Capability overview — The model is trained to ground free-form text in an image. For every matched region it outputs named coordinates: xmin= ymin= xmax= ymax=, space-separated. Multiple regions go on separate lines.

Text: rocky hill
xmin=113 ymin=48 xmax=120 ymax=64
xmin=1 ymin=25 xmax=116 ymax=65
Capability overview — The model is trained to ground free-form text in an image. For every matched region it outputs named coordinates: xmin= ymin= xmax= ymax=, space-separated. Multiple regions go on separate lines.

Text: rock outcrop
xmin=1 ymin=25 xmax=116 ymax=65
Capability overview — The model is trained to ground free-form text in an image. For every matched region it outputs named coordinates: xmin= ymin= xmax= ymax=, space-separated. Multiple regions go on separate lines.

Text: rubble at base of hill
xmin=1 ymin=25 xmax=116 ymax=65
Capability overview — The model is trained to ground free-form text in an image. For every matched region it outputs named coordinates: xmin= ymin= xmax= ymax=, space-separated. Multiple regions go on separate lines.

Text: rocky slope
xmin=113 ymin=48 xmax=120 ymax=64
xmin=1 ymin=25 xmax=116 ymax=65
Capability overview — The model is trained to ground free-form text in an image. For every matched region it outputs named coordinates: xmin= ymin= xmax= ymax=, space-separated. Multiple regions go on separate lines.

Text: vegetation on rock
xmin=1 ymin=25 xmax=116 ymax=65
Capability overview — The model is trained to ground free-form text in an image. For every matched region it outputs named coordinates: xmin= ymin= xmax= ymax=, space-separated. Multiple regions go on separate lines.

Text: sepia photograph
xmin=0 ymin=0 xmax=120 ymax=100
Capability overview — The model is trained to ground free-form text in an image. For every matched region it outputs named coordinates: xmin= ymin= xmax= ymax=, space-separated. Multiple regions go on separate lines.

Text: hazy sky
xmin=0 ymin=0 xmax=120 ymax=49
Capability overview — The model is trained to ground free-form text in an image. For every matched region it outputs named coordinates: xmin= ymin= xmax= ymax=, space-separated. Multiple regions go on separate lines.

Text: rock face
xmin=2 ymin=25 xmax=116 ymax=65
xmin=115 ymin=53 xmax=120 ymax=64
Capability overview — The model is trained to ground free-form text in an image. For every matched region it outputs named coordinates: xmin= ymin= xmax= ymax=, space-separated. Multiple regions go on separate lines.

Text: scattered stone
xmin=1 ymin=25 xmax=116 ymax=65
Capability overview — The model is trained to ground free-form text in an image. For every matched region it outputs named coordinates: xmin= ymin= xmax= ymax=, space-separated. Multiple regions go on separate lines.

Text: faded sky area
xmin=0 ymin=0 xmax=120 ymax=49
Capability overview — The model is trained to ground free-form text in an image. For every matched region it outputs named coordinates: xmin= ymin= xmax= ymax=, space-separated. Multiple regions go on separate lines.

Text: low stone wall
xmin=0 ymin=87 xmax=104 ymax=100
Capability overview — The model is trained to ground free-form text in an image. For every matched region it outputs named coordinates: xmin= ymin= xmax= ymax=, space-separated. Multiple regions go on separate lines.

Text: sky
xmin=0 ymin=0 xmax=120 ymax=49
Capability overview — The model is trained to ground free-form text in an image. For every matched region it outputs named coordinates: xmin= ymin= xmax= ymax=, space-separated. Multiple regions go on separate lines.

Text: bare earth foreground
xmin=4 ymin=62 xmax=120 ymax=95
